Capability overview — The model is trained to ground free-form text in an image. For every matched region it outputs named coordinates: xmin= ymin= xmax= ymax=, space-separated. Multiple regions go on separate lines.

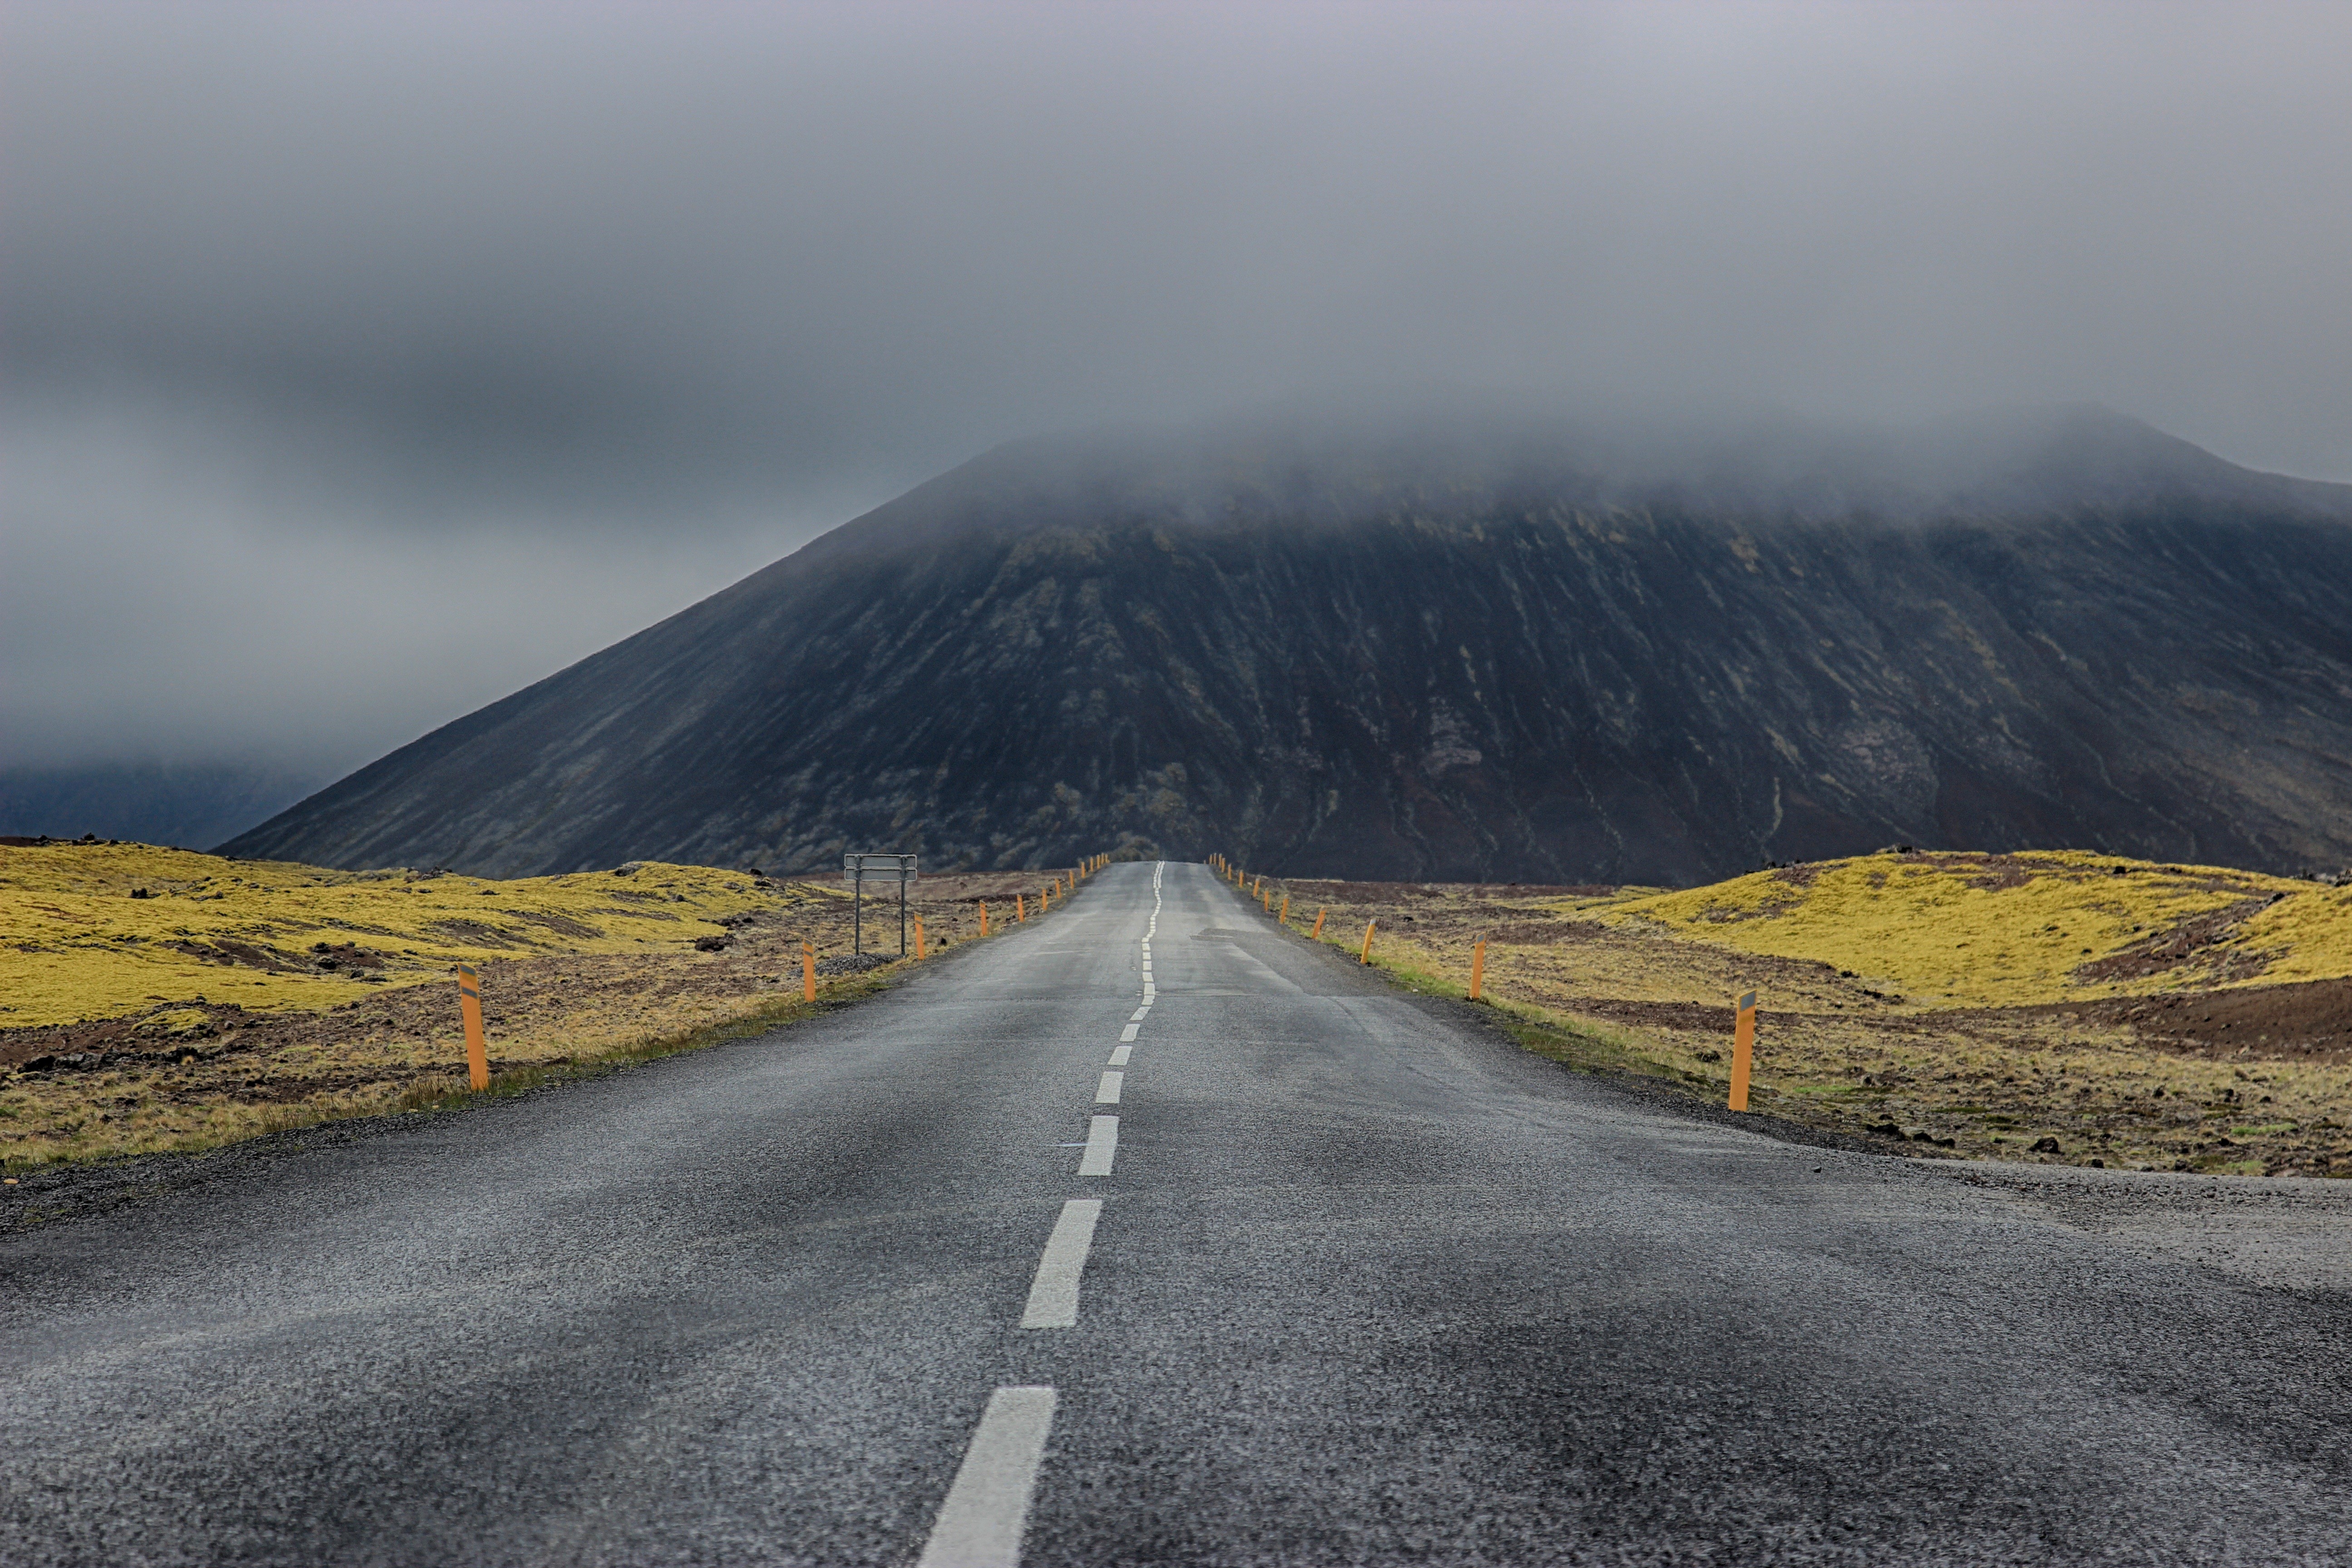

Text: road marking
xmin=1095 ymin=1070 xmax=1122 ymax=1104
xmin=1142 ymin=984 xmax=1155 ymax=1001
xmin=1078 ymin=1114 xmax=1117 ymax=1175
xmin=1107 ymin=1044 xmax=1131 ymax=1065
xmin=1019 ymin=1199 xmax=1102 ymax=1328
xmin=1129 ymin=1006 xmax=1148 ymax=1022
xmin=1120 ymin=1022 xmax=1140 ymax=1042
xmin=916 ymin=1386 xmax=1058 ymax=1568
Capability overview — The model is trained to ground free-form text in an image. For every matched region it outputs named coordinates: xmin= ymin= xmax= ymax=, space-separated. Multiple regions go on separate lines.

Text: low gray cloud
xmin=6 ymin=1 xmax=2348 ymax=774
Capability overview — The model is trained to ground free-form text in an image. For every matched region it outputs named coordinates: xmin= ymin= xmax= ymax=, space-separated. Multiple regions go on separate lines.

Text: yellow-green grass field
xmin=2 ymin=841 xmax=1099 ymax=1173
xmin=1247 ymin=850 xmax=2352 ymax=1177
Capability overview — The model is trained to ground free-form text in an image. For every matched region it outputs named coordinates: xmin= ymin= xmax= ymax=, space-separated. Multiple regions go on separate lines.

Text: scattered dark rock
xmin=2031 ymin=1136 xmax=2062 ymax=1153
xmin=815 ymin=952 xmax=894 ymax=976
xmin=693 ymin=935 xmax=730 ymax=952
xmin=130 ymin=887 xmax=152 ymax=899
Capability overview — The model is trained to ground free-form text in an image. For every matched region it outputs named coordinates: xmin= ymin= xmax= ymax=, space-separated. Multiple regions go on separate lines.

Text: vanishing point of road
xmin=6 ymin=861 xmax=2352 ymax=1564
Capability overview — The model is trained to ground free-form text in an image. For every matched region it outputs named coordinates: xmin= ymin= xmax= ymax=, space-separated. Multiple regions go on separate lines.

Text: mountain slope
xmin=221 ymin=407 xmax=2352 ymax=883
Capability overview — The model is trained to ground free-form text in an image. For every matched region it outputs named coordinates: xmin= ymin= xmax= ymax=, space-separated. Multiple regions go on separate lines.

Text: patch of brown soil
xmin=166 ymin=938 xmax=306 ymax=973
xmin=2073 ymin=896 xmax=2280 ymax=985
xmin=1567 ymin=998 xmax=1744 ymax=1035
xmin=1481 ymin=920 xmax=1611 ymax=945
xmin=2090 ymin=978 xmax=2352 ymax=1062
xmin=426 ymin=919 xmax=529 ymax=947
xmin=503 ymin=909 xmax=602 ymax=940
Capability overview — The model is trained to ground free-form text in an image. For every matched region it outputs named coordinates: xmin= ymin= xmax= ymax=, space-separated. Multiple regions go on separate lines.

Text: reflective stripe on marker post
xmin=1730 ymin=990 xmax=1757 ymax=1111
xmin=456 ymin=964 xmax=489 ymax=1090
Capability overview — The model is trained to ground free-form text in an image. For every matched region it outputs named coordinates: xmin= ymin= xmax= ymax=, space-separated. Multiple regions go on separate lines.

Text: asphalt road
xmin=6 ymin=860 xmax=2352 ymax=1565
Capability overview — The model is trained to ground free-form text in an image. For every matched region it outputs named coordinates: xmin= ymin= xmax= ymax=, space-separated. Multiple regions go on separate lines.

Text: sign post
xmin=456 ymin=965 xmax=489 ymax=1090
xmin=1730 ymin=991 xmax=1757 ymax=1112
xmin=843 ymin=853 xmax=919 ymax=956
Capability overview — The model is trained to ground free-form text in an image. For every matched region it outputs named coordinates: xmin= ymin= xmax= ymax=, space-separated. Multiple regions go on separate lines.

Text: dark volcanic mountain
xmin=224 ymin=407 xmax=2352 ymax=884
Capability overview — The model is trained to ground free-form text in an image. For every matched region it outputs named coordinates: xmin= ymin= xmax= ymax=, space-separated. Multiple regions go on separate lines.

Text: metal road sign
xmin=844 ymin=853 xmax=918 ymax=956
xmin=843 ymin=853 xmax=918 ymax=887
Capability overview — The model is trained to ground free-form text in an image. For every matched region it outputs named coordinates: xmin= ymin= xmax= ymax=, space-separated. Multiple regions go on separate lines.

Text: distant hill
xmin=1 ymin=763 xmax=322 ymax=852
xmin=222 ymin=405 xmax=2352 ymax=884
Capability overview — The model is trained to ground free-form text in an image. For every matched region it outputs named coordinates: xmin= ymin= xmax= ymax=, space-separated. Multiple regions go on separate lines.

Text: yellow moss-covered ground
xmin=0 ymin=841 xmax=783 ymax=1029
xmin=1603 ymin=850 xmax=2352 ymax=1006
xmin=1251 ymin=851 xmax=2352 ymax=1178
xmin=2 ymin=842 xmax=1106 ymax=1175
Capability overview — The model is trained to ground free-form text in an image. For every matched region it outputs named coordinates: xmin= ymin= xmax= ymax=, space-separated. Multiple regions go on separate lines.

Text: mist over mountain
xmin=3 ymin=763 xmax=323 ymax=850
xmin=222 ymin=407 xmax=2352 ymax=884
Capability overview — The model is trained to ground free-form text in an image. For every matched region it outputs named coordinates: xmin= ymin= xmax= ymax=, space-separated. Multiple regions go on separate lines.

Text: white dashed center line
xmin=1094 ymin=1070 xmax=1122 ymax=1104
xmin=1078 ymin=1114 xmax=1118 ymax=1176
xmin=1019 ymin=1199 xmax=1103 ymax=1329
xmin=1129 ymin=1006 xmax=1149 ymax=1022
xmin=916 ymin=1386 xmax=1058 ymax=1568
xmin=1107 ymin=1044 xmax=1131 ymax=1066
xmin=1119 ymin=1022 xmax=1139 ymax=1042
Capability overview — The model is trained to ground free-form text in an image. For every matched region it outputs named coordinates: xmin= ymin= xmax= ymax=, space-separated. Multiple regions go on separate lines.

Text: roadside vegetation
xmin=1 ymin=841 xmax=1086 ymax=1173
xmin=1237 ymin=850 xmax=2352 ymax=1177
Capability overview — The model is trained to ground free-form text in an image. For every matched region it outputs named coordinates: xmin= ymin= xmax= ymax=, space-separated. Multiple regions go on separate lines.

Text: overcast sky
xmin=6 ymin=1 xmax=2349 ymax=779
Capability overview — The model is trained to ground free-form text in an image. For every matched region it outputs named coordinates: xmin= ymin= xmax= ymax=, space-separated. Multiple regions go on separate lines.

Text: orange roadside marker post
xmin=802 ymin=942 xmax=816 ymax=1003
xmin=1313 ymin=907 xmax=1326 ymax=939
xmin=1043 ymin=885 xmax=1052 ymax=914
xmin=1730 ymin=990 xmax=1757 ymax=1111
xmin=1280 ymin=893 xmax=1289 ymax=922
xmin=1471 ymin=940 xmax=1486 ymax=1001
xmin=456 ymin=964 xmax=490 ymax=1090
xmin=1360 ymin=920 xmax=1377 ymax=965
xmin=915 ymin=914 xmax=926 ymax=960
xmin=980 ymin=901 xmax=990 ymax=936
xmin=1017 ymin=892 xmax=1026 ymax=922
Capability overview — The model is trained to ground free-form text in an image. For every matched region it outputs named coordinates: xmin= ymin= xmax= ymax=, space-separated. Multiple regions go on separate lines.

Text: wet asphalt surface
xmin=5 ymin=860 xmax=2352 ymax=1565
